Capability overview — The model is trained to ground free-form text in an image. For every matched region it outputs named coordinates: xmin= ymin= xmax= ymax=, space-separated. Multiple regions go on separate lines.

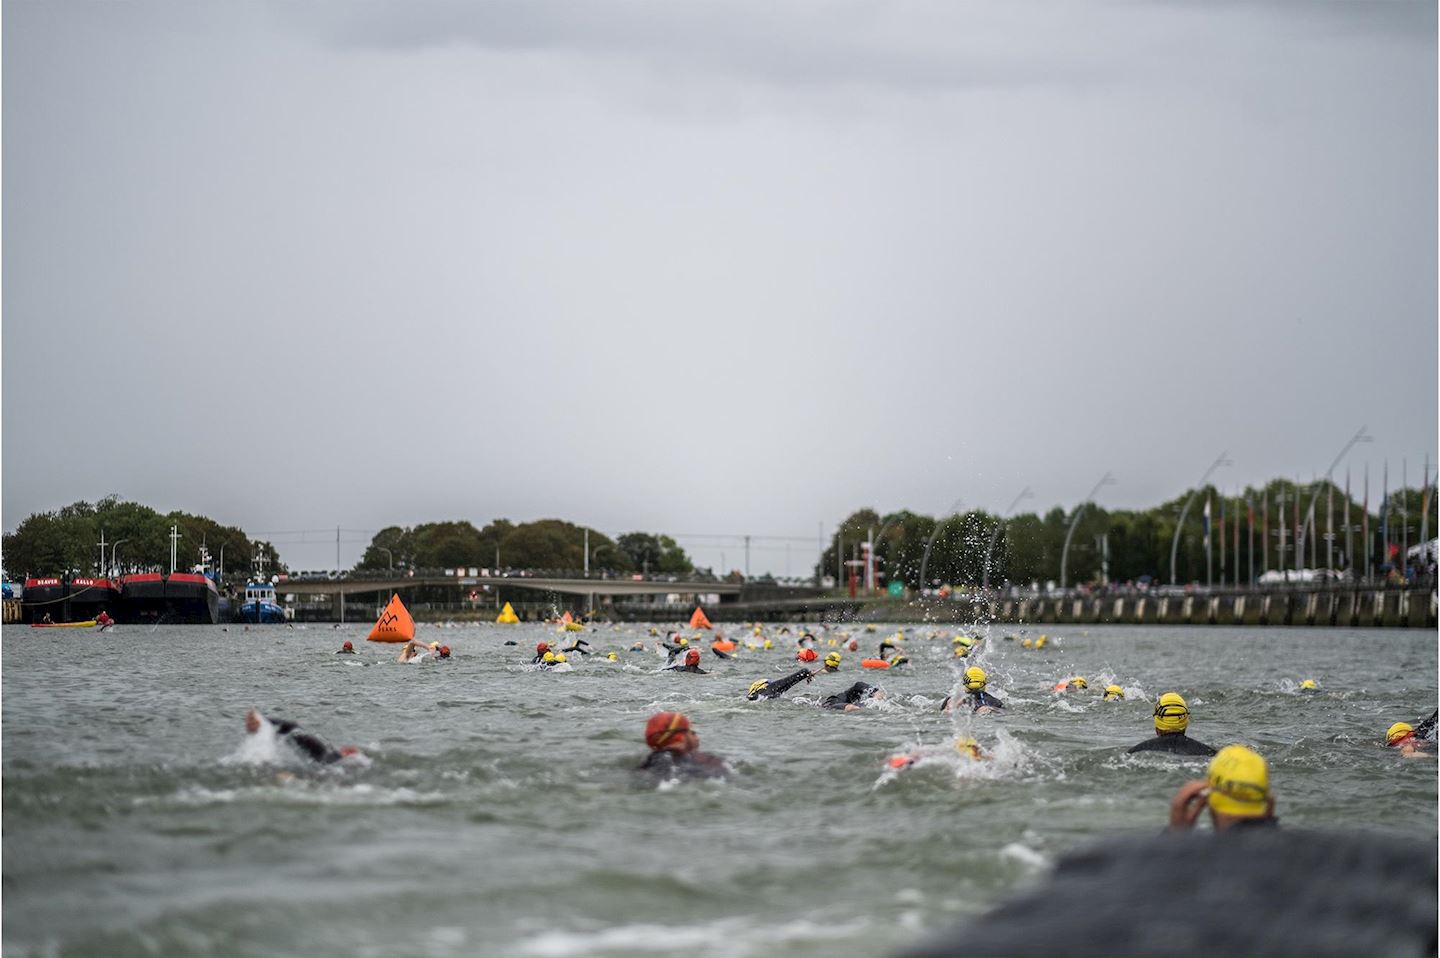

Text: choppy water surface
xmin=3 ymin=621 xmax=1436 ymax=957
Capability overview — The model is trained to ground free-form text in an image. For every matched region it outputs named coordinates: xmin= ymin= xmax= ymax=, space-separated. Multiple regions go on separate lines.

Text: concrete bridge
xmin=273 ymin=570 xmax=744 ymax=600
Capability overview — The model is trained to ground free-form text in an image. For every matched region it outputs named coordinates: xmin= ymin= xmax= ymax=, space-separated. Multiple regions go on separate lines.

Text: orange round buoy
xmin=797 ymin=648 xmax=818 ymax=662
xmin=861 ymin=658 xmax=890 ymax=669
xmin=887 ymin=754 xmax=914 ymax=769
xmin=713 ymin=640 xmax=736 ymax=653
xmin=367 ymin=594 xmax=415 ymax=643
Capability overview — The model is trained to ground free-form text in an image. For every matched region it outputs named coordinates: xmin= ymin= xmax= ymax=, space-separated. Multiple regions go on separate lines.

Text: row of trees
xmin=1 ymin=500 xmax=699 ymax=583
xmin=354 ymin=520 xmax=693 ymax=575
xmin=821 ymin=479 xmax=1438 ymax=589
xmin=1 ymin=497 xmax=282 ymax=581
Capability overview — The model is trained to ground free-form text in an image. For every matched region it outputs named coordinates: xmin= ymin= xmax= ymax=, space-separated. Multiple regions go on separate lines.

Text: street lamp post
xmin=1169 ymin=453 xmax=1232 ymax=586
xmin=868 ymin=514 xmax=905 ymax=592
xmin=109 ymin=540 xmax=129 ymax=579
xmin=981 ymin=486 xmax=1035 ymax=591
xmin=1297 ymin=426 xmax=1371 ymax=573
xmin=918 ymin=496 xmax=966 ymax=592
xmin=1060 ymin=473 xmax=1116 ymax=591
xmin=379 ymin=547 xmax=394 ymax=571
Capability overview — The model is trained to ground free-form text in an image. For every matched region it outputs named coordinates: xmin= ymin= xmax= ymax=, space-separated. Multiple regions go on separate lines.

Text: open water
xmin=3 ymin=621 xmax=1436 ymax=957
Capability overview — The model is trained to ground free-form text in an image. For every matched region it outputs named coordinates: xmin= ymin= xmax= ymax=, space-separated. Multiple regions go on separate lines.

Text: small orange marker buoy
xmin=367 ymin=594 xmax=415 ymax=643
xmin=861 ymin=658 xmax=891 ymax=669
xmin=689 ymin=607 xmax=712 ymax=630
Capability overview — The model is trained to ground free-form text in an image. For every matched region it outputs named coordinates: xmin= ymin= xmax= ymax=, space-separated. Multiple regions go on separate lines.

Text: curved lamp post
xmin=981 ymin=486 xmax=1035 ymax=591
xmin=918 ymin=496 xmax=966 ymax=590
xmin=867 ymin=514 xmax=906 ymax=591
xmin=1169 ymin=453 xmax=1232 ymax=586
xmin=1060 ymin=473 xmax=1116 ymax=591
xmin=109 ymin=539 xmax=129 ymax=579
xmin=1296 ymin=426 xmax=1371 ymax=570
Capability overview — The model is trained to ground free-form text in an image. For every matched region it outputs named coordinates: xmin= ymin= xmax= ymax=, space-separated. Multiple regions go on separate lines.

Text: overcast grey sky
xmin=4 ymin=0 xmax=1436 ymax=574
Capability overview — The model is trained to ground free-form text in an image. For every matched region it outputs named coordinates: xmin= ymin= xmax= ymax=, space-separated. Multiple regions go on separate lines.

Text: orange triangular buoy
xmin=367 ymin=594 xmax=415 ymax=643
xmin=689 ymin=606 xmax=712 ymax=630
xmin=560 ymin=611 xmax=573 ymax=625
xmin=496 ymin=602 xmax=520 ymax=624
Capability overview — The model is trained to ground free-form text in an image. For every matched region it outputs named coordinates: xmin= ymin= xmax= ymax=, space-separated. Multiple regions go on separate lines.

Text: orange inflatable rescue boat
xmin=689 ymin=607 xmax=712 ymax=630
xmin=367 ymin=594 xmax=415 ymax=643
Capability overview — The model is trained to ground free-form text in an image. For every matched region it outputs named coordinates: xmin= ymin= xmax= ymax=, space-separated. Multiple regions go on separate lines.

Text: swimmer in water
xmin=1297 ymin=679 xmax=1319 ymax=694
xmin=1385 ymin=711 xmax=1438 ymax=756
xmin=821 ymin=681 xmax=882 ymax=711
xmin=1128 ymin=692 xmax=1216 ymax=756
xmin=397 ymin=641 xmax=432 ymax=663
xmin=437 ymin=645 xmax=451 ymax=660
xmin=672 ymin=649 xmax=708 ymax=674
xmin=1103 ymin=684 xmax=1125 ymax=701
xmin=747 ymin=668 xmax=816 ymax=701
xmin=661 ymin=633 xmax=690 ymax=667
xmin=822 ymin=651 xmax=842 ymax=673
xmin=245 ymin=708 xmax=360 ymax=765
xmin=942 ymin=667 xmax=1004 ymax=714
xmin=1054 ymin=676 xmax=1089 ymax=693
xmin=889 ymin=736 xmax=987 ymax=769
xmin=1168 ymin=744 xmax=1275 ymax=832
xmin=637 ymin=711 xmax=727 ymax=781
xmin=532 ymin=641 xmax=552 ymax=664
xmin=336 ymin=640 xmax=357 ymax=655
xmin=96 ymin=610 xmax=114 ymax=629
xmin=561 ymin=637 xmax=592 ymax=656
xmin=537 ymin=651 xmax=568 ymax=670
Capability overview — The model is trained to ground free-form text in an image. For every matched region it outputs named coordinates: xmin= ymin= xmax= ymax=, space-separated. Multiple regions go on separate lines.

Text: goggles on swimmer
xmin=1154 ymin=703 xmax=1189 ymax=720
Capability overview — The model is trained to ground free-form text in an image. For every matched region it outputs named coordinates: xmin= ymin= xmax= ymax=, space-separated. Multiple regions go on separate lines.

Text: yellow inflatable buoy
xmin=496 ymin=602 xmax=520 ymax=624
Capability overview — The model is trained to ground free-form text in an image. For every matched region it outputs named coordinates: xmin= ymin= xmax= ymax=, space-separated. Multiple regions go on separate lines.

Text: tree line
xmin=0 ymin=500 xmax=694 ymax=581
xmin=1 ymin=496 xmax=281 ymax=581
xmin=820 ymin=479 xmax=1438 ymax=589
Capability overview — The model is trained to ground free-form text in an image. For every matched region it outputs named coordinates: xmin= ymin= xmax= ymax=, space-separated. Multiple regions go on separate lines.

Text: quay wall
xmin=629 ymin=587 xmax=1438 ymax=629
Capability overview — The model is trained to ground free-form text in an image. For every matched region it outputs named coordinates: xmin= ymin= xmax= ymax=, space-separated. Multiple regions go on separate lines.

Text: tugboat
xmin=235 ymin=579 xmax=287 ymax=624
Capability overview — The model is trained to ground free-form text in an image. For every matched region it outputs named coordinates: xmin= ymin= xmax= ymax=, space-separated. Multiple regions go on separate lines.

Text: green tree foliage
xmin=616 ymin=533 xmax=693 ymax=574
xmin=1 ymin=497 xmax=281 ymax=580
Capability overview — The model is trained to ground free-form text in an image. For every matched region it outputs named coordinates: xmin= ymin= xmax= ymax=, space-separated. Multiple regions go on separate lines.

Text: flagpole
xmin=1401 ymin=458 xmax=1409 ymax=579
xmin=1233 ymin=492 xmax=1240 ymax=588
xmin=1219 ymin=493 xmax=1226 ymax=586
xmin=1382 ymin=460 xmax=1390 ymax=578
xmin=1204 ymin=495 xmax=1212 ymax=588
xmin=1263 ymin=486 xmax=1270 ymax=575
xmin=1248 ymin=492 xmax=1255 ymax=585
xmin=1363 ymin=463 xmax=1371 ymax=581
xmin=1344 ymin=465 xmax=1352 ymax=576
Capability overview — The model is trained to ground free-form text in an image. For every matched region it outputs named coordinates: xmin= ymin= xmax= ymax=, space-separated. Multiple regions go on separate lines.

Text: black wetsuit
xmin=270 ymin=718 xmax=345 ymax=765
xmin=637 ymin=749 xmax=727 ymax=781
xmin=710 ymin=647 xmax=735 ymax=660
xmin=748 ymin=669 xmax=814 ymax=701
xmin=822 ymin=682 xmax=876 ymax=710
xmin=674 ymin=664 xmax=708 ymax=674
xmin=562 ymin=639 xmax=592 ymax=656
xmin=943 ymin=690 xmax=1004 ymax=712
xmin=1415 ymin=709 xmax=1438 ymax=741
xmin=531 ymin=650 xmax=552 ymax=664
xmin=1128 ymin=732 xmax=1217 ymax=756
xmin=335 ymin=648 xmax=356 ymax=655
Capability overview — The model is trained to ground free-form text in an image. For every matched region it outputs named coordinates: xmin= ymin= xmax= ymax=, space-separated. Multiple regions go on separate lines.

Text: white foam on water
xmin=999 ymin=841 xmax=1050 ymax=871
xmin=516 ymin=916 xmax=868 ymax=958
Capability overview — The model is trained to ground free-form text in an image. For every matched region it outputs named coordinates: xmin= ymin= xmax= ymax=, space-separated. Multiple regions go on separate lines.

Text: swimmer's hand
xmin=1169 ymin=780 xmax=1209 ymax=831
